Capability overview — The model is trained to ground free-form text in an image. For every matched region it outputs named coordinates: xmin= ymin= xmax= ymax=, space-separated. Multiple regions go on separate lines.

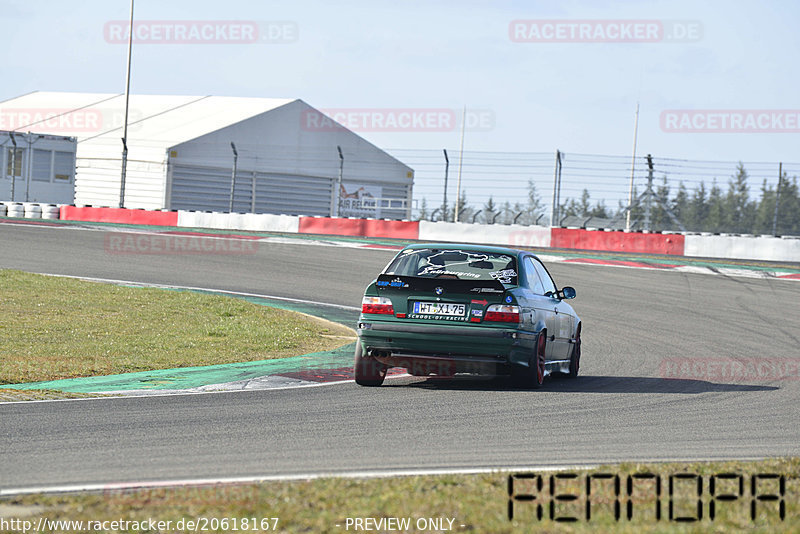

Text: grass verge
xmin=0 ymin=270 xmax=354 ymax=385
xmin=1 ymin=458 xmax=797 ymax=533
xmin=0 ymin=389 xmax=113 ymax=402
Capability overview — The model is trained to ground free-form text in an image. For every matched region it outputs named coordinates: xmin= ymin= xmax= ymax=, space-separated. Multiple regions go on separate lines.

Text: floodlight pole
xmin=335 ymin=145 xmax=344 ymax=217
xmin=454 ymin=105 xmax=466 ymax=222
xmin=229 ymin=142 xmax=238 ymax=212
xmin=644 ymin=154 xmax=654 ymax=232
xmin=442 ymin=148 xmax=449 ymax=222
xmin=773 ymin=162 xmax=783 ymax=236
xmin=25 ymin=132 xmax=33 ymax=201
xmin=119 ymin=0 xmax=134 ymax=208
xmin=549 ymin=149 xmax=562 ymax=227
xmin=625 ymin=102 xmax=640 ymax=231
xmin=9 ymin=133 xmax=17 ymax=202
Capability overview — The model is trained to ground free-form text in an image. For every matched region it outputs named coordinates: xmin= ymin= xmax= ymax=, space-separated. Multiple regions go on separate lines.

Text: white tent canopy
xmin=0 ymin=91 xmax=413 ymax=217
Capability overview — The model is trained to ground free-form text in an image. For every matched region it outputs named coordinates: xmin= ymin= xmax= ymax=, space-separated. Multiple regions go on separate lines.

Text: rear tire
xmin=354 ymin=342 xmax=387 ymax=386
xmin=514 ymin=331 xmax=546 ymax=389
xmin=567 ymin=329 xmax=581 ymax=379
xmin=531 ymin=331 xmax=546 ymax=388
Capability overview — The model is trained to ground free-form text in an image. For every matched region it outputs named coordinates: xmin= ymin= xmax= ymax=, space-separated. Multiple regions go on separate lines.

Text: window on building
xmin=6 ymin=148 xmax=23 ymax=177
xmin=53 ymin=151 xmax=74 ymax=182
xmin=32 ymin=149 xmax=52 ymax=182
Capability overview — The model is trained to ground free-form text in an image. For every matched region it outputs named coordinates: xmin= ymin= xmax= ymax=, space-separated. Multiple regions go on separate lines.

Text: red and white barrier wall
xmin=299 ymin=217 xmax=419 ymax=240
xmin=684 ymin=234 xmax=800 ymax=263
xmin=550 ymin=228 xmax=684 ymax=255
xmin=176 ymin=210 xmax=300 ymax=233
xmin=419 ymin=221 xmax=551 ymax=248
xmin=4 ymin=205 xmax=796 ymax=263
xmin=60 ymin=206 xmax=179 ymax=226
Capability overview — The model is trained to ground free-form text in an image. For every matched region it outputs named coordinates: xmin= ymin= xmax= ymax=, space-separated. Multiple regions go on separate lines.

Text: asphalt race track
xmin=2 ymin=222 xmax=799 ymax=492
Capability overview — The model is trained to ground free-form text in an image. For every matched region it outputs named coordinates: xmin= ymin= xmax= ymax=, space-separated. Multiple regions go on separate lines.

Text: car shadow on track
xmin=391 ymin=375 xmax=778 ymax=394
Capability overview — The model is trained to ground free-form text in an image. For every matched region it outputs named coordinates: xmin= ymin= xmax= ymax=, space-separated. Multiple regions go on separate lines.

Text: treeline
xmin=417 ymin=163 xmax=800 ymax=235
xmin=418 ymin=179 xmax=547 ymax=225
xmin=561 ymin=163 xmax=800 ymax=235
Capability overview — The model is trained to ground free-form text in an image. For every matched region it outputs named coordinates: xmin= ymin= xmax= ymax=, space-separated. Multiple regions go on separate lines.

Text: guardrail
xmin=2 ymin=203 xmax=797 ymax=263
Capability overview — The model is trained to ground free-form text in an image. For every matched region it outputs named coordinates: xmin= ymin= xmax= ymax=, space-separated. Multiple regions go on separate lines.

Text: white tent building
xmin=0 ymin=91 xmax=414 ymax=218
xmin=1 ymin=130 xmax=77 ymax=204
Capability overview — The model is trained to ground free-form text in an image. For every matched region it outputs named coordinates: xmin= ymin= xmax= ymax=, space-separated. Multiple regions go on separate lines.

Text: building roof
xmin=0 ymin=91 xmax=296 ymax=147
xmin=0 ymin=91 xmax=413 ymax=213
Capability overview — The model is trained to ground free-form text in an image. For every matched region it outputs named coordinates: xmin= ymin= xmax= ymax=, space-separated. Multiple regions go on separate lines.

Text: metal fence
xmin=393 ymin=148 xmax=800 ymax=235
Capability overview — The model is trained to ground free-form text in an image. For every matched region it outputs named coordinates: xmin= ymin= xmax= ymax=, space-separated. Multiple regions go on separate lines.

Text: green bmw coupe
xmin=355 ymin=244 xmax=581 ymax=387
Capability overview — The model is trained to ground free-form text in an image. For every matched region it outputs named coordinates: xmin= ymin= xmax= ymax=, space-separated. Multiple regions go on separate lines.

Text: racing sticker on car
xmin=490 ymin=269 xmax=517 ymax=283
xmin=377 ymin=277 xmax=410 ymax=288
xmin=417 ymin=250 xmax=490 ymax=279
xmin=408 ymin=313 xmax=467 ymax=322
xmin=408 ymin=315 xmax=469 ymax=321
xmin=471 ymin=287 xmax=504 ymax=293
xmin=418 ymin=268 xmax=481 ymax=279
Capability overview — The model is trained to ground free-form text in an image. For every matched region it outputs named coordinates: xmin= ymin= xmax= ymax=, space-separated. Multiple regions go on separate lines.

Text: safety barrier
xmin=684 ymin=234 xmax=800 ymax=262
xmin=177 ymin=211 xmax=300 ymax=233
xmin=2 ymin=202 xmax=24 ymax=218
xmin=5 ymin=203 xmax=797 ymax=263
xmin=298 ymin=216 xmax=419 ymax=240
xmin=551 ymin=228 xmax=685 ymax=255
xmin=418 ymin=221 xmax=551 ymax=248
xmin=59 ymin=206 xmax=179 ymax=226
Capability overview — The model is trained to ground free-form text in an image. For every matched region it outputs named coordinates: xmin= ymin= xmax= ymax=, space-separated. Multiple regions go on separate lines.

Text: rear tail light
xmin=484 ymin=304 xmax=520 ymax=323
xmin=362 ymin=296 xmax=394 ymax=315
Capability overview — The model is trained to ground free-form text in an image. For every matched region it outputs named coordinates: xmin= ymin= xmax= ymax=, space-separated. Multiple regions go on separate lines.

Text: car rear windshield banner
xmin=376 ymin=274 xmax=506 ymax=294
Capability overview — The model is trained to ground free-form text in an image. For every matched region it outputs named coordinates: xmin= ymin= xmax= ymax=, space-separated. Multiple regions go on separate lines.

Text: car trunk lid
xmin=375 ymin=274 xmax=515 ymax=326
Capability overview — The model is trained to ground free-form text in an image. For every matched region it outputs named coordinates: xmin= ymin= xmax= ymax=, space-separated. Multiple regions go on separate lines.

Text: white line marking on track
xmin=0 ymin=466 xmax=589 ymax=496
xmin=0 ymin=374 xmax=413 ymax=407
xmin=0 ymin=379 xmax=357 ymax=406
xmin=0 ymin=456 xmax=774 ymax=497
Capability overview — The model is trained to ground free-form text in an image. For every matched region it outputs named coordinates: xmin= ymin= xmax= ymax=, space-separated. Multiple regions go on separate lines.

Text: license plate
xmin=413 ymin=301 xmax=466 ymax=316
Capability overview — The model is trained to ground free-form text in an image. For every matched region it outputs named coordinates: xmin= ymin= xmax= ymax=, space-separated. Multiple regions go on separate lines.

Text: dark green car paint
xmin=356 ymin=243 xmax=581 ymax=381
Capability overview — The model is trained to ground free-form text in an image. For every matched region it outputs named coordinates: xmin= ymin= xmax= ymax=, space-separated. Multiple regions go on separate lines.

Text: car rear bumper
xmin=357 ymin=319 xmax=540 ymax=373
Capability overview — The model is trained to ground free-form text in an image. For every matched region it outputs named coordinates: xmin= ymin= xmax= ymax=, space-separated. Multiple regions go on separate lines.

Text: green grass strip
xmin=4 ymin=343 xmax=355 ymax=393
xmin=0 ymin=270 xmax=354 ymax=386
xmin=2 ymin=458 xmax=797 ymax=533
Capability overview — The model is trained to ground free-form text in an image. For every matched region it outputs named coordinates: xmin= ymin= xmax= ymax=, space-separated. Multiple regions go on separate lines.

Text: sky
xmin=1 ymin=0 xmax=798 ymax=212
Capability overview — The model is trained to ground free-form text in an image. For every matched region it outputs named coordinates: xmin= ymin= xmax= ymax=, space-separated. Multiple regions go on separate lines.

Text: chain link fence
xmin=396 ymin=148 xmax=800 ymax=236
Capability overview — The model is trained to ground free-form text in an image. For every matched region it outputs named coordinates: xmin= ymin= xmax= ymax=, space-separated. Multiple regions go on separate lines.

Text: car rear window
xmin=384 ymin=249 xmax=518 ymax=284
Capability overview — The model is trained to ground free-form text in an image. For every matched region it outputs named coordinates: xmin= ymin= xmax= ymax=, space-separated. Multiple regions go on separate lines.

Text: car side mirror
xmin=559 ymin=286 xmax=576 ymax=300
